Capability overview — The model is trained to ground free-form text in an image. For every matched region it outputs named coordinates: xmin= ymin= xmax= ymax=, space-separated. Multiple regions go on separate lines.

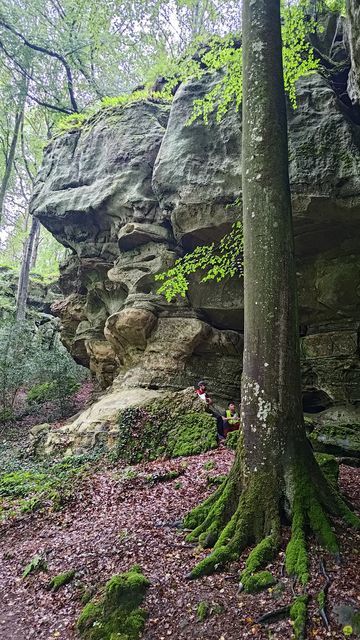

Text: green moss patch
xmin=315 ymin=453 xmax=339 ymax=487
xmin=197 ymin=601 xmax=209 ymax=622
xmin=225 ymin=430 xmax=240 ymax=450
xmin=48 ymin=570 xmax=75 ymax=591
xmin=116 ymin=401 xmax=217 ymax=464
xmin=77 ymin=565 xmax=149 ymax=640
xmin=22 ymin=554 xmax=48 ymax=578
xmin=240 ymin=535 xmax=278 ymax=593
xmin=0 ymin=454 xmax=94 ymax=522
xmin=290 ymin=594 xmax=309 ymax=639
xmin=167 ymin=414 xmax=218 ymax=457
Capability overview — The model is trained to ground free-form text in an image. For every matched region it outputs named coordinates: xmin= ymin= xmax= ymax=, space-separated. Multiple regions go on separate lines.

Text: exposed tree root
xmin=290 ymin=594 xmax=309 ymax=640
xmin=184 ymin=460 xmax=360 ymax=588
xmin=256 ymin=605 xmax=291 ymax=625
xmin=317 ymin=559 xmax=331 ymax=630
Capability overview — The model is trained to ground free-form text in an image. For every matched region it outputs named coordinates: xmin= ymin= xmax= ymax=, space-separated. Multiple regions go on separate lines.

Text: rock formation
xmin=30 ymin=12 xmax=360 ymax=455
xmin=0 ymin=266 xmax=59 ymax=320
xmin=347 ymin=0 xmax=360 ymax=104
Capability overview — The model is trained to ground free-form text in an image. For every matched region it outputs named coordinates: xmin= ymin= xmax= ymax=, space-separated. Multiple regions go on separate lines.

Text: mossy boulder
xmin=116 ymin=400 xmax=217 ymax=463
xmin=77 ymin=565 xmax=149 ymax=640
xmin=310 ymin=423 xmax=360 ymax=459
xmin=166 ymin=413 xmax=218 ymax=457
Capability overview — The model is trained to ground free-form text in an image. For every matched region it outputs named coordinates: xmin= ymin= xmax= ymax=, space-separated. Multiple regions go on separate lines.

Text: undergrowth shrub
xmin=0 ymin=317 xmax=88 ymax=423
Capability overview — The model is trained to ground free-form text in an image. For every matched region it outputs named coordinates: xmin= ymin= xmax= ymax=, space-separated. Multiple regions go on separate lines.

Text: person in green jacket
xmin=222 ymin=402 xmax=240 ymax=438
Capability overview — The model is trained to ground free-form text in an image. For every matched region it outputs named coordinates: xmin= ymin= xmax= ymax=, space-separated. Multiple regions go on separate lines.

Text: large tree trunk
xmin=184 ymin=0 xmax=359 ymax=590
xmin=16 ymin=216 xmax=40 ymax=322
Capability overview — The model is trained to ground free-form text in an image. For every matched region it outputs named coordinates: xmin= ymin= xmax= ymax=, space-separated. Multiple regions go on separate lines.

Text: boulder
xmin=308 ymin=405 xmax=360 ymax=458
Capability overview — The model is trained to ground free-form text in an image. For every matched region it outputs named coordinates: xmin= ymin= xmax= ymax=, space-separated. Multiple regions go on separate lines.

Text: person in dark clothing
xmin=194 ymin=381 xmax=225 ymax=440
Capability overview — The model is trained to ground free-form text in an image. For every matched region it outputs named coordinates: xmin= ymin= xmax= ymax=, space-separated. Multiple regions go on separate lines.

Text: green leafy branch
xmin=155 ymin=220 xmax=243 ymax=302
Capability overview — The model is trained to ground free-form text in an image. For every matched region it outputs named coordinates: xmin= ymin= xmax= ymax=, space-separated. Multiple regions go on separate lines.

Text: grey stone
xmin=29 ymin=16 xmax=360 ymax=454
xmin=347 ymin=0 xmax=360 ymax=105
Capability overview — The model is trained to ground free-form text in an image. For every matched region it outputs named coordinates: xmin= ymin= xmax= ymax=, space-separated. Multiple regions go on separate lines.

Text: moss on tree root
xmin=185 ymin=459 xmax=360 ymax=585
xmin=290 ymin=594 xmax=309 ymax=640
xmin=77 ymin=565 xmax=149 ymax=640
xmin=187 ymin=469 xmax=281 ymax=580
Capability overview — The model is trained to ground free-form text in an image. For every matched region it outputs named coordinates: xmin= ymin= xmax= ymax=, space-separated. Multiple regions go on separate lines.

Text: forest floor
xmin=0 ymin=426 xmax=359 ymax=640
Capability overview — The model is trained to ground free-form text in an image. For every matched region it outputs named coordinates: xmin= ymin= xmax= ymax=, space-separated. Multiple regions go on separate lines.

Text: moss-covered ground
xmin=0 ymin=431 xmax=103 ymax=522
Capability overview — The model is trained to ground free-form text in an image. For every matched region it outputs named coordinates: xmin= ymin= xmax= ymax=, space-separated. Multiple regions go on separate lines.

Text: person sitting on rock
xmin=223 ymin=401 xmax=240 ymax=438
xmin=195 ymin=381 xmax=225 ymax=440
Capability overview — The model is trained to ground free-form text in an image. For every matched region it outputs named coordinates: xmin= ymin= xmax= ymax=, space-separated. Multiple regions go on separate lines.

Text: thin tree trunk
xmin=16 ymin=216 xmax=40 ymax=321
xmin=0 ymin=105 xmax=25 ymax=225
xmin=184 ymin=0 xmax=359 ymax=586
xmin=30 ymin=223 xmax=41 ymax=269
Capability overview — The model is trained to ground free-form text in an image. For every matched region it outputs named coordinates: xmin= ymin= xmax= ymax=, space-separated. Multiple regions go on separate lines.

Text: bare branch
xmin=0 ymin=17 xmax=78 ymax=111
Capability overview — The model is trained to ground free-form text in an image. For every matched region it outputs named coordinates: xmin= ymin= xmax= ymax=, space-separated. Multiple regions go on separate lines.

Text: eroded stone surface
xmin=29 ymin=16 xmax=360 ymax=453
xmin=347 ymin=0 xmax=360 ymax=105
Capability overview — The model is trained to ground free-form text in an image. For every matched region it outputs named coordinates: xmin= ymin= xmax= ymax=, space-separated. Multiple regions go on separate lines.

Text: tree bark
xmin=16 ymin=216 xmax=40 ymax=322
xmin=184 ymin=0 xmax=359 ymax=587
xmin=0 ymin=101 xmax=25 ymax=225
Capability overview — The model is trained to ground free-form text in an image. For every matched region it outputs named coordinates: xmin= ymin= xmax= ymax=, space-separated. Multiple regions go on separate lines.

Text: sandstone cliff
xmin=30 ymin=12 xmax=360 ymax=455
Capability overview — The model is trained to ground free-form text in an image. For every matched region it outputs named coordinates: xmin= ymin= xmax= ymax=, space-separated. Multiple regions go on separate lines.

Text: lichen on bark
xmin=182 ymin=0 xmax=360 ymax=613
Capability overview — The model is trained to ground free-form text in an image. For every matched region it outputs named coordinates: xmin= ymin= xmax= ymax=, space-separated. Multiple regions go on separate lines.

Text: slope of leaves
xmin=0 ymin=444 xmax=358 ymax=639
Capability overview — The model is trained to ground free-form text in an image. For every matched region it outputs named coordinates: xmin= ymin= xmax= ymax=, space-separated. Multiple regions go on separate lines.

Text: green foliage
xmin=27 ymin=378 xmax=80 ymax=406
xmin=185 ymin=36 xmax=243 ymax=124
xmin=116 ymin=405 xmax=172 ymax=464
xmin=22 ymin=554 xmax=47 ymax=578
xmin=48 ymin=570 xmax=76 ymax=591
xmin=203 ymin=460 xmax=215 ymax=470
xmin=225 ymin=430 xmax=240 ymax=450
xmin=282 ymin=2 xmax=319 ymax=108
xmin=77 ymin=565 xmax=149 ymax=640
xmin=55 ymin=112 xmax=90 ymax=133
xmin=161 ymin=1 xmax=319 ymax=126
xmin=55 ymin=89 xmax=170 ymax=134
xmin=100 ymin=90 xmax=168 ymax=109
xmin=155 ymin=219 xmax=243 ymax=302
xmin=323 ymin=0 xmax=346 ymax=14
xmin=0 ymin=317 xmax=88 ymax=423
xmin=27 ymin=381 xmax=58 ymax=404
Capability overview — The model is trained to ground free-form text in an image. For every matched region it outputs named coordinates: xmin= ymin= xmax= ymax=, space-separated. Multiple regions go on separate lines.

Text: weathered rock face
xmin=347 ymin=0 xmax=360 ymax=104
xmin=0 ymin=266 xmax=60 ymax=320
xmin=30 ymin=14 xmax=360 ymax=453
